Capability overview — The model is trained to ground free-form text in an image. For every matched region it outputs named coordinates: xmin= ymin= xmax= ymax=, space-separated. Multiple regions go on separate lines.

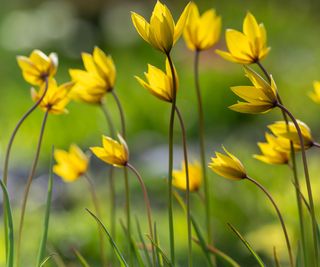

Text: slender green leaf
xmin=191 ymin=216 xmax=214 ymax=267
xmin=0 ymin=179 xmax=14 ymax=267
xmin=273 ymin=247 xmax=281 ymax=267
xmin=146 ymin=235 xmax=172 ymax=267
xmin=73 ymin=248 xmax=91 ymax=267
xmin=193 ymin=239 xmax=241 ymax=267
xmin=154 ymin=222 xmax=164 ymax=267
xmin=39 ymin=254 xmax=56 ymax=267
xmin=136 ymin=217 xmax=153 ymax=267
xmin=120 ymin=220 xmax=145 ymax=267
xmin=227 ymin=223 xmax=265 ymax=267
xmin=86 ymin=209 xmax=128 ymax=267
xmin=37 ymin=147 xmax=54 ymax=266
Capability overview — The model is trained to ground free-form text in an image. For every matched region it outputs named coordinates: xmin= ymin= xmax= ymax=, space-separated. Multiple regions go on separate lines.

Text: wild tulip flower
xmin=53 ymin=144 xmax=89 ymax=182
xmin=309 ymin=81 xmax=320 ymax=104
xmin=268 ymin=120 xmax=314 ymax=150
xmin=90 ymin=134 xmax=128 ymax=167
xmin=31 ymin=79 xmax=73 ymax=114
xmin=208 ymin=146 xmax=247 ymax=181
xmin=131 ymin=1 xmax=191 ymax=54
xmin=17 ymin=49 xmax=58 ymax=86
xmin=173 ymin=161 xmax=202 ymax=192
xmin=254 ymin=133 xmax=290 ymax=164
xmin=69 ymin=47 xmax=116 ymax=104
xmin=216 ymin=12 xmax=270 ymax=64
xmin=183 ymin=2 xmax=221 ymax=51
xmin=229 ymin=66 xmax=278 ymax=114
xmin=135 ymin=59 xmax=178 ymax=103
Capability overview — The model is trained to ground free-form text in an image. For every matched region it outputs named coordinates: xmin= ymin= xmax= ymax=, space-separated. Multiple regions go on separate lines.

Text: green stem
xmin=100 ymin=102 xmax=116 ymax=241
xmin=110 ymin=90 xmax=132 ymax=263
xmin=84 ymin=173 xmax=106 ymax=266
xmin=277 ymin=102 xmax=319 ymax=266
xmin=194 ymin=50 xmax=212 ymax=246
xmin=16 ymin=110 xmax=49 ymax=267
xmin=2 ymin=78 xmax=49 ymax=260
xmin=166 ymin=52 xmax=177 ymax=265
xmin=246 ymin=176 xmax=294 ymax=267
xmin=0 ymin=179 xmax=14 ymax=267
xmin=175 ymin=106 xmax=192 ymax=267
xmin=290 ymin=147 xmax=307 ymax=267
xmin=126 ymin=163 xmax=155 ymax=266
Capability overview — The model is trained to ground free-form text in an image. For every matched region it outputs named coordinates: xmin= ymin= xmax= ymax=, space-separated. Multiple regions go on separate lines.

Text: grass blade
xmin=37 ymin=147 xmax=54 ymax=266
xmin=86 ymin=208 xmax=128 ymax=267
xmin=0 ymin=179 xmax=14 ymax=267
xmin=136 ymin=217 xmax=153 ymax=267
xmin=154 ymin=222 xmax=164 ymax=267
xmin=227 ymin=223 xmax=265 ymax=267
xmin=146 ymin=235 xmax=172 ymax=267
xmin=39 ymin=254 xmax=56 ymax=267
xmin=120 ymin=219 xmax=145 ymax=267
xmin=73 ymin=248 xmax=91 ymax=267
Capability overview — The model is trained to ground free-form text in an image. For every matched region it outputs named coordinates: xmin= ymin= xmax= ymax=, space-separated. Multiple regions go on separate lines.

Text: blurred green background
xmin=1 ymin=0 xmax=320 ymax=266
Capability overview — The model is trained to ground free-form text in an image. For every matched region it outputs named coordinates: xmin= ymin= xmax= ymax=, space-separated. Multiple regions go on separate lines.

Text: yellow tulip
xmin=135 ymin=59 xmax=178 ymax=103
xmin=229 ymin=66 xmax=278 ymax=114
xmin=173 ymin=161 xmax=202 ymax=192
xmin=131 ymin=1 xmax=191 ymax=53
xmin=69 ymin=47 xmax=116 ymax=104
xmin=309 ymin=81 xmax=320 ymax=104
xmin=254 ymin=133 xmax=290 ymax=165
xmin=53 ymin=144 xmax=89 ymax=182
xmin=31 ymin=79 xmax=72 ymax=114
xmin=183 ymin=2 xmax=221 ymax=51
xmin=268 ymin=120 xmax=314 ymax=150
xmin=208 ymin=146 xmax=246 ymax=181
xmin=216 ymin=12 xmax=270 ymax=64
xmin=90 ymin=134 xmax=128 ymax=167
xmin=17 ymin=49 xmax=58 ymax=86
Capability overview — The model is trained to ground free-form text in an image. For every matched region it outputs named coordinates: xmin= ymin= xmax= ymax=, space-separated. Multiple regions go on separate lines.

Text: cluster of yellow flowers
xmin=4 ymin=1 xmax=320 ymax=266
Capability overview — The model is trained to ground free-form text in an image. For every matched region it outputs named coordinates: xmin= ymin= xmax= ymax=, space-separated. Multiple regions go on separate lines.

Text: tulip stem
xmin=110 ymin=90 xmax=132 ymax=264
xmin=276 ymin=102 xmax=319 ymax=266
xmin=16 ymin=110 xmax=49 ymax=267
xmin=84 ymin=173 xmax=106 ymax=266
xmin=2 ymin=78 xmax=49 ymax=260
xmin=312 ymin=142 xmax=320 ymax=148
xmin=126 ymin=163 xmax=155 ymax=266
xmin=100 ymin=101 xmax=117 ymax=242
xmin=194 ymin=50 xmax=212 ymax=247
xmin=245 ymin=176 xmax=294 ymax=267
xmin=175 ymin=106 xmax=192 ymax=267
xmin=166 ymin=52 xmax=177 ymax=265
xmin=257 ymin=61 xmax=308 ymax=265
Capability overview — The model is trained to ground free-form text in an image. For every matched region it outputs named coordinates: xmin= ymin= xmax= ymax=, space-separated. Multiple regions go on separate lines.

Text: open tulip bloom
xmin=216 ymin=12 xmax=270 ymax=64
xmin=229 ymin=66 xmax=278 ymax=114
xmin=131 ymin=1 xmax=191 ymax=54
xmin=69 ymin=46 xmax=116 ymax=104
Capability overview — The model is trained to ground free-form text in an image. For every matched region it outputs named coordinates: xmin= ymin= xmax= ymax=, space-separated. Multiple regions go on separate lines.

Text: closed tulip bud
xmin=53 ymin=144 xmax=89 ymax=182
xmin=216 ymin=12 xmax=270 ymax=64
xmin=208 ymin=146 xmax=247 ymax=181
xmin=229 ymin=66 xmax=278 ymax=114
xmin=268 ymin=120 xmax=314 ymax=150
xmin=131 ymin=1 xmax=191 ymax=54
xmin=183 ymin=2 xmax=221 ymax=51
xmin=17 ymin=50 xmax=58 ymax=86
xmin=135 ymin=59 xmax=178 ymax=103
xmin=90 ymin=134 xmax=129 ymax=167
xmin=173 ymin=161 xmax=202 ymax=192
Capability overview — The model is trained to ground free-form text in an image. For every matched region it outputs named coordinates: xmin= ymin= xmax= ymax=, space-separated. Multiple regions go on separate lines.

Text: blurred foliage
xmin=1 ymin=0 xmax=320 ymax=266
